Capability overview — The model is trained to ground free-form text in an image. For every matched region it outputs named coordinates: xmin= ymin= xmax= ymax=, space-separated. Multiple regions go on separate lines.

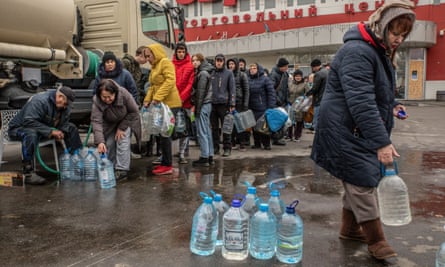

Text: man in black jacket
xmin=8 ymin=86 xmax=82 ymax=185
xmin=306 ymin=59 xmax=329 ymax=132
xmin=210 ymin=54 xmax=236 ymax=157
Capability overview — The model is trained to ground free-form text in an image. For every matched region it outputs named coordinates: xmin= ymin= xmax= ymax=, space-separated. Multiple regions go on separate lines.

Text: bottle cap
xmin=259 ymin=203 xmax=269 ymax=212
xmin=247 ymin=186 xmax=256 ymax=194
xmin=285 ymin=199 xmax=299 ymax=214
xmin=385 ymin=169 xmax=397 ymax=176
xmin=204 ymin=197 xmax=213 ymax=204
xmin=271 ymin=190 xmax=280 ymax=197
xmin=231 ymin=199 xmax=241 ymax=207
xmin=214 ymin=194 xmax=223 ymax=202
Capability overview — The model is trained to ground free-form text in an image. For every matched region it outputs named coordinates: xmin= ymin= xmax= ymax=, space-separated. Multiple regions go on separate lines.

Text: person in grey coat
xmin=91 ymin=79 xmax=141 ymax=181
xmin=310 ymin=0 xmax=415 ymax=261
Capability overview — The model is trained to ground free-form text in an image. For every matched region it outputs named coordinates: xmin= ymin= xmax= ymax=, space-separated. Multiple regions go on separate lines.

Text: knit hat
xmin=102 ymin=51 xmax=117 ymax=63
xmin=277 ymin=57 xmax=289 ymax=67
xmin=368 ymin=0 xmax=416 ymax=40
xmin=58 ymin=86 xmax=75 ymax=105
xmin=310 ymin=59 xmax=322 ymax=67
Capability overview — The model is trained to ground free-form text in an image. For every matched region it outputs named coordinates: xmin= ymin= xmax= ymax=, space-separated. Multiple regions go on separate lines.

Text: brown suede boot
xmin=339 ymin=208 xmax=367 ymax=243
xmin=360 ymin=218 xmax=397 ymax=260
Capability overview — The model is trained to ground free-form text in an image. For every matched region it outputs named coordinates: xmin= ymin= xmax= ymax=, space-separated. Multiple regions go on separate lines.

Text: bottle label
xmin=224 ymin=230 xmax=247 ymax=250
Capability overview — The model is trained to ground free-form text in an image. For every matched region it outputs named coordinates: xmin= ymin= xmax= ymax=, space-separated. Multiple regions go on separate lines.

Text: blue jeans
xmin=196 ymin=103 xmax=213 ymax=158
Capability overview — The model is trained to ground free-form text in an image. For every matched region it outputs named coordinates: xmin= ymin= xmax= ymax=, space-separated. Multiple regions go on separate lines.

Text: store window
xmin=240 ymin=0 xmax=250 ymax=11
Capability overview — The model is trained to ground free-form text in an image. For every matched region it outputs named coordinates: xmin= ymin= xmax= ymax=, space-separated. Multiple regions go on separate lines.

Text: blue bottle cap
xmin=204 ymin=197 xmax=213 ymax=204
xmin=214 ymin=194 xmax=223 ymax=202
xmin=247 ymin=187 xmax=256 ymax=194
xmin=231 ymin=199 xmax=241 ymax=207
xmin=271 ymin=190 xmax=280 ymax=197
xmin=285 ymin=199 xmax=299 ymax=214
xmin=259 ymin=203 xmax=269 ymax=212
xmin=385 ymin=169 xmax=397 ymax=176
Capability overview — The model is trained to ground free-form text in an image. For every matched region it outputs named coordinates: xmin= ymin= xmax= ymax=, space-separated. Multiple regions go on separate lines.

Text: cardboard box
xmin=0 ymin=172 xmax=24 ymax=187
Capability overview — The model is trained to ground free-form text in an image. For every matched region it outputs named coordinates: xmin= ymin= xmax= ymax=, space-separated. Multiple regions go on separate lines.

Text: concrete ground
xmin=1 ymin=101 xmax=445 ymax=267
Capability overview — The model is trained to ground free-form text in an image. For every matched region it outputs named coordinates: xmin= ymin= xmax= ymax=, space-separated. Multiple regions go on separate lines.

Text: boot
xmin=192 ymin=157 xmax=209 ymax=167
xmin=339 ymin=208 xmax=366 ymax=243
xmin=24 ymin=172 xmax=46 ymax=185
xmin=360 ymin=218 xmax=397 ymax=260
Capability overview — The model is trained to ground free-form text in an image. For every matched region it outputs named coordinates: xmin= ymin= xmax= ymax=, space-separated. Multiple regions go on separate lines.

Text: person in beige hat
xmin=310 ymin=0 xmax=415 ymax=262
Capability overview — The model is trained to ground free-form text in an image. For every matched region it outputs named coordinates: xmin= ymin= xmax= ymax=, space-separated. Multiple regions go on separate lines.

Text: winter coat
xmin=91 ymin=85 xmax=141 ymax=145
xmin=192 ymin=60 xmax=214 ymax=115
xmin=172 ymin=53 xmax=194 ymax=109
xmin=247 ymin=64 xmax=276 ymax=120
xmin=211 ymin=63 xmax=236 ymax=106
xmin=9 ymin=91 xmax=73 ymax=138
xmin=269 ymin=66 xmax=289 ymax=106
xmin=143 ymin=44 xmax=182 ymax=109
xmin=310 ymin=22 xmax=399 ymax=187
xmin=288 ymin=80 xmax=310 ymax=122
xmin=306 ymin=67 xmax=328 ymax=106
xmin=227 ymin=58 xmax=249 ymax=111
xmin=94 ymin=59 xmax=138 ymax=103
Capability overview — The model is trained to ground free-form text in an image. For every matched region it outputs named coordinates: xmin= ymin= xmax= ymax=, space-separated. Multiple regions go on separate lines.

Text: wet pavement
xmin=1 ymin=101 xmax=445 ymax=267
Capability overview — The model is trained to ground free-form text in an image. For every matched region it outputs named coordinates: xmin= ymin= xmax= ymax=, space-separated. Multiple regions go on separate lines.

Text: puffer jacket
xmin=310 ymin=22 xmax=399 ymax=187
xmin=172 ymin=52 xmax=194 ymax=109
xmin=227 ymin=58 xmax=249 ymax=111
xmin=247 ymin=64 xmax=276 ymax=120
xmin=91 ymin=83 xmax=141 ymax=146
xmin=192 ymin=60 xmax=214 ymax=115
xmin=143 ymin=44 xmax=182 ymax=109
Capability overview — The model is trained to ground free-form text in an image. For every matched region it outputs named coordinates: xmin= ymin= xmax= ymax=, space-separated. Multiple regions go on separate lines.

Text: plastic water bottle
xmin=175 ymin=109 xmax=186 ymax=134
xmin=222 ymin=199 xmax=249 ymax=260
xmin=212 ymin=192 xmax=229 ymax=246
xmin=249 ymin=203 xmax=277 ymax=260
xmin=241 ymin=186 xmax=261 ymax=218
xmin=70 ymin=149 xmax=84 ymax=181
xmin=141 ymin=107 xmax=151 ymax=141
xmin=59 ymin=149 xmax=73 ymax=180
xmin=98 ymin=153 xmax=116 ymax=189
xmin=83 ymin=149 xmax=97 ymax=182
xmin=276 ymin=200 xmax=304 ymax=264
xmin=190 ymin=196 xmax=218 ymax=256
xmin=222 ymin=112 xmax=234 ymax=134
xmin=268 ymin=189 xmax=286 ymax=222
xmin=377 ymin=162 xmax=411 ymax=226
xmin=436 ymin=226 xmax=445 ymax=267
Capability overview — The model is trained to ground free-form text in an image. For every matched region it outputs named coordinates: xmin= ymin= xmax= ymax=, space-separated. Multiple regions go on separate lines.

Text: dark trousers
xmin=159 ymin=107 xmax=181 ymax=166
xmin=210 ymin=104 xmax=231 ymax=151
xmin=9 ymin=123 xmax=82 ymax=162
xmin=287 ymin=121 xmax=304 ymax=139
xmin=252 ymin=131 xmax=271 ymax=148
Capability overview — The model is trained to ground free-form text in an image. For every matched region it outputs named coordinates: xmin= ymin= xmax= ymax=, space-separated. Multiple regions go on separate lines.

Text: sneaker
xmin=272 ymin=139 xmax=286 ymax=146
xmin=239 ymin=145 xmax=247 ymax=152
xmin=222 ymin=149 xmax=231 ymax=157
xmin=179 ymin=157 xmax=188 ymax=164
xmin=294 ymin=138 xmax=301 ymax=142
xmin=152 ymin=165 xmax=173 ymax=175
xmin=131 ymin=152 xmax=142 ymax=159
xmin=192 ymin=157 xmax=210 ymax=167
xmin=209 ymin=156 xmax=215 ymax=165
xmin=152 ymin=156 xmax=162 ymax=165
xmin=23 ymin=162 xmax=33 ymax=175
xmin=24 ymin=172 xmax=46 ymax=185
xmin=115 ymin=170 xmax=128 ymax=181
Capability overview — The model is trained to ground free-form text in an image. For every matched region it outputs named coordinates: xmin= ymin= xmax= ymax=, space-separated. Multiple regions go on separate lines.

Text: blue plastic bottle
xmin=276 ymin=200 xmax=304 ymax=264
xmin=212 ymin=193 xmax=229 ymax=246
xmin=70 ymin=149 xmax=84 ymax=181
xmin=222 ymin=199 xmax=249 ymax=260
xmin=249 ymin=203 xmax=277 ymax=260
xmin=83 ymin=149 xmax=97 ymax=182
xmin=241 ymin=186 xmax=261 ymax=218
xmin=59 ymin=149 xmax=73 ymax=180
xmin=98 ymin=154 xmax=116 ymax=189
xmin=190 ymin=196 xmax=218 ymax=256
xmin=268 ymin=189 xmax=286 ymax=222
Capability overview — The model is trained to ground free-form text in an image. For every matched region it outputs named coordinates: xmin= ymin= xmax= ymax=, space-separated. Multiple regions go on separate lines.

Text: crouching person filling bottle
xmin=91 ymin=79 xmax=141 ymax=181
xmin=310 ymin=0 xmax=415 ymax=261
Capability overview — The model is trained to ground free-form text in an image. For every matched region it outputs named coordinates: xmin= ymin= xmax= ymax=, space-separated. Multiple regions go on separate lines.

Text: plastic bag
xmin=265 ymin=107 xmax=289 ymax=132
xmin=147 ymin=104 xmax=162 ymax=136
xmin=160 ymin=103 xmax=175 ymax=137
xmin=140 ymin=107 xmax=151 ymax=141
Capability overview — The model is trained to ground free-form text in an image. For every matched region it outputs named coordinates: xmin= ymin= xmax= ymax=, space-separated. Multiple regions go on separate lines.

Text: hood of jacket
xmin=199 ymin=60 xmax=215 ymax=74
xmin=226 ymin=57 xmax=239 ymax=72
xmin=147 ymin=43 xmax=168 ymax=66
xmin=248 ymin=63 xmax=265 ymax=79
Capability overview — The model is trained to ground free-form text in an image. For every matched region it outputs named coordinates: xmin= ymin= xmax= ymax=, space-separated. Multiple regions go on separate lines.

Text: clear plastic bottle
xmin=222 ymin=112 xmax=234 ymax=134
xmin=59 ymin=149 xmax=73 ymax=180
xmin=222 ymin=199 xmax=249 ymax=260
xmin=437 ymin=226 xmax=445 ymax=267
xmin=241 ymin=186 xmax=261 ymax=218
xmin=249 ymin=203 xmax=277 ymax=260
xmin=268 ymin=189 xmax=286 ymax=222
xmin=98 ymin=153 xmax=116 ymax=189
xmin=377 ymin=162 xmax=411 ymax=226
xmin=212 ymin=193 xmax=229 ymax=246
xmin=70 ymin=149 xmax=84 ymax=181
xmin=190 ymin=196 xmax=218 ymax=256
xmin=83 ymin=149 xmax=97 ymax=182
xmin=175 ymin=109 xmax=186 ymax=134
xmin=140 ymin=107 xmax=151 ymax=142
xmin=276 ymin=200 xmax=304 ymax=264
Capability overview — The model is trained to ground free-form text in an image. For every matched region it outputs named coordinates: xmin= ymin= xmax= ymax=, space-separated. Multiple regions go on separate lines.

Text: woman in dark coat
xmin=310 ymin=0 xmax=415 ymax=261
xmin=247 ymin=63 xmax=276 ymax=150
